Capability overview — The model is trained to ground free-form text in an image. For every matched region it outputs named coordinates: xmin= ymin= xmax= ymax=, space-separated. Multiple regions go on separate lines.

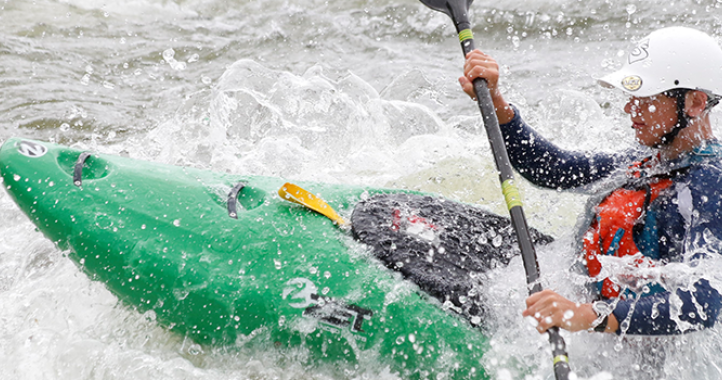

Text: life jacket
xmin=582 ymin=158 xmax=674 ymax=299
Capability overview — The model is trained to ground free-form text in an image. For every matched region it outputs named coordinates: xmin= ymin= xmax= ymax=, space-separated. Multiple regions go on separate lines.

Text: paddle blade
xmin=278 ymin=183 xmax=348 ymax=226
xmin=419 ymin=0 xmax=473 ymax=24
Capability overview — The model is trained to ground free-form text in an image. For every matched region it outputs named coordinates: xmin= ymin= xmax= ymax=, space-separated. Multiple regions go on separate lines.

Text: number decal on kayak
xmin=17 ymin=140 xmax=48 ymax=158
xmin=282 ymin=278 xmax=318 ymax=308
xmin=282 ymin=278 xmax=373 ymax=338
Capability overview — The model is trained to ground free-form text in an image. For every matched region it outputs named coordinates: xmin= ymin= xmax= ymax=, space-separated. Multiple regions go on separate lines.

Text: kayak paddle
xmin=417 ymin=0 xmax=572 ymax=378
xmin=278 ymin=182 xmax=348 ymax=226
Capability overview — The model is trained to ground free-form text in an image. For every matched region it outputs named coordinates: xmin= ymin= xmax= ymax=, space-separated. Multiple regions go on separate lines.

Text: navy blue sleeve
xmin=500 ymin=106 xmax=620 ymax=189
xmin=611 ymin=279 xmax=722 ymax=335
xmin=686 ymin=164 xmax=722 ymax=261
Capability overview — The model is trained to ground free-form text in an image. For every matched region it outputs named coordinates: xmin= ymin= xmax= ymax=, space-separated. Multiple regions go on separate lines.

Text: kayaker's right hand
xmin=459 ymin=50 xmax=515 ymax=124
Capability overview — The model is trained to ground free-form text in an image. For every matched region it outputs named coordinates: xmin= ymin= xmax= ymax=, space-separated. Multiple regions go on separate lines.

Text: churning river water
xmin=2 ymin=0 xmax=722 ymax=379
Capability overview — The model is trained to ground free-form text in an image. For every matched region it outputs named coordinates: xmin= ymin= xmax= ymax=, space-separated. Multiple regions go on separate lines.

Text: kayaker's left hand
xmin=522 ymin=289 xmax=616 ymax=333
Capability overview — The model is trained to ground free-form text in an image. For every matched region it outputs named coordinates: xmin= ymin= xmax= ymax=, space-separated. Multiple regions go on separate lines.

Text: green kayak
xmin=0 ymin=137 xmax=550 ymax=379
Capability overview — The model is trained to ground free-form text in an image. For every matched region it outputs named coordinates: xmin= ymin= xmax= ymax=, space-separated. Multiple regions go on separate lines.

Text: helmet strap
xmin=654 ymin=89 xmax=691 ymax=148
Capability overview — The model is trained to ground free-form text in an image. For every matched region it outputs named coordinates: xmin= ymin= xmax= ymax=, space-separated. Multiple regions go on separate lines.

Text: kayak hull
xmin=0 ymin=138 xmax=490 ymax=379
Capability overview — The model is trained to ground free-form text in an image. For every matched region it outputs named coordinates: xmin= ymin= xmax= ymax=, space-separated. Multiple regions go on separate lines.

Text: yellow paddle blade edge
xmin=278 ymin=182 xmax=348 ymax=226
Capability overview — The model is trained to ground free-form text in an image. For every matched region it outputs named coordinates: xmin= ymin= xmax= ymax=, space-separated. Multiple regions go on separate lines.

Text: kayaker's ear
xmin=685 ymin=90 xmax=709 ymax=118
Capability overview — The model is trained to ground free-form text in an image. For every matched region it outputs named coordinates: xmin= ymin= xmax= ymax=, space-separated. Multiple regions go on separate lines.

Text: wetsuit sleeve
xmin=610 ymin=279 xmax=722 ymax=335
xmin=500 ymin=105 xmax=619 ymax=189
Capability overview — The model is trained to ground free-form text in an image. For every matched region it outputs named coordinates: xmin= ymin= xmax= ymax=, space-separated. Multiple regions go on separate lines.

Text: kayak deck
xmin=1 ymin=137 xmax=542 ymax=379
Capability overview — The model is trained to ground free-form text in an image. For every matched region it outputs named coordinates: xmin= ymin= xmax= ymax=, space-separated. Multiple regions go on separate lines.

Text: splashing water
xmin=3 ymin=0 xmax=722 ymax=379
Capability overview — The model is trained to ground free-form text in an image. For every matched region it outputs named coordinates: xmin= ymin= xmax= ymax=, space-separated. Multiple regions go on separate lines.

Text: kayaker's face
xmin=624 ymin=93 xmax=679 ymax=147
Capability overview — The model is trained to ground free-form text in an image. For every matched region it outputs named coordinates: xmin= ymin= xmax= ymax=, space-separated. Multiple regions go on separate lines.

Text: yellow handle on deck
xmin=278 ymin=182 xmax=348 ymax=226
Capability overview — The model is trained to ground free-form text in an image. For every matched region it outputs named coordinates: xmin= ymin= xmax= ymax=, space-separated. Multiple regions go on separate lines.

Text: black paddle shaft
xmin=418 ymin=0 xmax=572 ymax=378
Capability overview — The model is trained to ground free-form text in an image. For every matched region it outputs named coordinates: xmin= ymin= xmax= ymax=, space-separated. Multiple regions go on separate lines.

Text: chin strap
xmin=654 ymin=89 xmax=691 ymax=148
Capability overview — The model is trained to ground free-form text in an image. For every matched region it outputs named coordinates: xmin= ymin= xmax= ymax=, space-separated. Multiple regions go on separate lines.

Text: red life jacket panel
xmin=582 ymin=160 xmax=674 ymax=299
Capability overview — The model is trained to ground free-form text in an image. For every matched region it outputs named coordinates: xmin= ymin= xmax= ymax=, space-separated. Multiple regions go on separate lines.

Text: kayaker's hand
xmin=522 ymin=289 xmax=617 ymax=333
xmin=459 ymin=50 xmax=515 ymax=124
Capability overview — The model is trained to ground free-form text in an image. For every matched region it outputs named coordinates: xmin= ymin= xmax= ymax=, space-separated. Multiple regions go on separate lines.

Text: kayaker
xmin=459 ymin=26 xmax=722 ymax=335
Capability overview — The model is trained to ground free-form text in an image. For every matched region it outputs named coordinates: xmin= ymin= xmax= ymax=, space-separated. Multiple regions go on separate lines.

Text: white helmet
xmin=598 ymin=26 xmax=722 ymax=98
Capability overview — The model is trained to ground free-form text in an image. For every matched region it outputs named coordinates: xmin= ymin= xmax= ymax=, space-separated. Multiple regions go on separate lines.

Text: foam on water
xmin=4 ymin=0 xmax=722 ymax=379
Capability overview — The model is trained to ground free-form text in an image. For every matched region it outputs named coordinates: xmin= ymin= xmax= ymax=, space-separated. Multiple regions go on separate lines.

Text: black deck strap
xmin=227 ymin=182 xmax=246 ymax=219
xmin=73 ymin=152 xmax=92 ymax=187
xmin=351 ymin=193 xmax=553 ymax=325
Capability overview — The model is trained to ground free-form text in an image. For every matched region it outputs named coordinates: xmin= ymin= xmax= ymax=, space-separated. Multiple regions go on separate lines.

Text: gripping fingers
xmin=523 ymin=290 xmax=567 ymax=333
xmin=460 ymin=53 xmax=500 ymax=100
xmin=529 ymin=305 xmax=557 ymax=333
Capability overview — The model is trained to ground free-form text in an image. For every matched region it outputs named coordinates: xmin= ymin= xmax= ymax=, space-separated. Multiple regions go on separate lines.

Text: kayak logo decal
xmin=283 ymin=278 xmax=373 ymax=338
xmin=391 ymin=208 xmax=441 ymax=242
xmin=628 ymin=38 xmax=649 ymax=64
xmin=16 ymin=140 xmax=48 ymax=158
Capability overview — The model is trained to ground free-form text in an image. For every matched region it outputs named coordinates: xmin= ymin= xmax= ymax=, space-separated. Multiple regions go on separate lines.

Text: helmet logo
xmin=628 ymin=38 xmax=650 ymax=64
xmin=622 ymin=76 xmax=643 ymax=91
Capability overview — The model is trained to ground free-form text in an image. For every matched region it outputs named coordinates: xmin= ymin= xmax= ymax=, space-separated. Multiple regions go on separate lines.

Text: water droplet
xmin=626 ymin=4 xmax=637 ymax=14
xmin=162 ymin=48 xmax=176 ymax=61
xmin=408 ymin=333 xmax=416 ymax=343
xmin=395 ymin=336 xmax=405 ymax=345
xmin=170 ymin=61 xmax=187 ymax=71
xmin=13 ymin=174 xmax=20 ymax=181
xmin=173 ymin=289 xmax=189 ymax=300
xmin=188 ymin=344 xmax=203 ymax=355
xmin=526 ymin=316 xmax=539 ymax=328
xmin=563 ymin=310 xmax=575 ymax=320
xmin=173 ymin=219 xmax=181 ymax=227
